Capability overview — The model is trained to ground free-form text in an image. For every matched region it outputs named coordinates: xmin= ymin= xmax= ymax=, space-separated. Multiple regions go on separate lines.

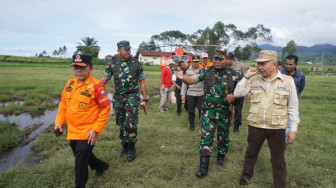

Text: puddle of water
xmin=0 ymin=92 xmax=155 ymax=171
xmin=0 ymin=109 xmax=57 ymax=171
xmin=1 ymin=101 xmax=24 ymax=107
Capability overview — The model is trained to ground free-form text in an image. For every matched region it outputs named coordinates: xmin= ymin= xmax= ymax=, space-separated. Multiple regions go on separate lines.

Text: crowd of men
xmin=54 ymin=40 xmax=304 ymax=188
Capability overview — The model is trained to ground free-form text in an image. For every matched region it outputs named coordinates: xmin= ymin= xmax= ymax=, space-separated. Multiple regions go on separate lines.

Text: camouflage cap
xmin=117 ymin=40 xmax=131 ymax=51
xmin=71 ymin=54 xmax=92 ymax=66
xmin=213 ymin=47 xmax=229 ymax=59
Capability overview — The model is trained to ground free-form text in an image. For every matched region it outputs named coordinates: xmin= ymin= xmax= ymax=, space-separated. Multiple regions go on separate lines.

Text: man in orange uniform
xmin=199 ymin=53 xmax=213 ymax=68
xmin=54 ymin=54 xmax=111 ymax=188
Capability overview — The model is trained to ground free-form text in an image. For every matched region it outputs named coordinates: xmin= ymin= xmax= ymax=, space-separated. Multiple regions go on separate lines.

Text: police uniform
xmin=181 ymin=55 xmax=204 ymax=131
xmin=55 ymin=54 xmax=110 ymax=188
xmin=103 ymin=41 xmax=146 ymax=161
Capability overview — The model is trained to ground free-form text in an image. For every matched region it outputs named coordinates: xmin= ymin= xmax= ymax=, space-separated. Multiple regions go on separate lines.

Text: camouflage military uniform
xmin=104 ymin=56 xmax=145 ymax=146
xmin=193 ymin=65 xmax=241 ymax=156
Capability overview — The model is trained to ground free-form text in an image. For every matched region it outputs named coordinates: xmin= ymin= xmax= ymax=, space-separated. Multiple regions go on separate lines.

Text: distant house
xmin=138 ymin=51 xmax=172 ymax=65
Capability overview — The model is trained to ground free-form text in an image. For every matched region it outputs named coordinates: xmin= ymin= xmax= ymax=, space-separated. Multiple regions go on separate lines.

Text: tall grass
xmin=0 ymin=63 xmax=335 ymax=187
xmin=0 ymin=121 xmax=26 ymax=152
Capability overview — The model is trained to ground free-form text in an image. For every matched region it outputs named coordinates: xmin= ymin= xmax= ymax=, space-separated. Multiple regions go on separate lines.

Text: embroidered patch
xmin=276 ymin=86 xmax=287 ymax=90
xmin=258 ymin=51 xmax=263 ymax=58
xmin=79 ymin=102 xmax=86 ymax=109
xmin=101 ymin=90 xmax=106 ymax=96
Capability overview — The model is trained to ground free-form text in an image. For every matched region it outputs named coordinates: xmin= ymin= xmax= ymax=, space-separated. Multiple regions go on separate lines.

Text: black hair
xmin=228 ymin=52 xmax=234 ymax=60
xmin=178 ymin=61 xmax=184 ymax=67
xmin=285 ymin=55 xmax=299 ymax=65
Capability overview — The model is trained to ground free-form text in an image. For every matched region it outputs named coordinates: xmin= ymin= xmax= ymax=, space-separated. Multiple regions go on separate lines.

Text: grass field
xmin=0 ymin=62 xmax=335 ymax=187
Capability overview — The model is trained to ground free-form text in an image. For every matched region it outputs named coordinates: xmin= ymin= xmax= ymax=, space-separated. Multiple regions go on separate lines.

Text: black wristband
xmin=142 ymin=99 xmax=148 ymax=102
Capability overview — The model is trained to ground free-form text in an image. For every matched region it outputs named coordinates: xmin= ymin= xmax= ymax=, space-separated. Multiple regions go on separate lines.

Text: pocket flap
xmin=249 ymin=107 xmax=259 ymax=113
xmin=78 ymin=95 xmax=91 ymax=104
xmin=274 ymin=89 xmax=289 ymax=96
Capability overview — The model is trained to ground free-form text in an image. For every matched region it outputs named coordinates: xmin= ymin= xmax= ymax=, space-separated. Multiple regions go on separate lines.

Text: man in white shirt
xmin=234 ymin=50 xmax=299 ymax=187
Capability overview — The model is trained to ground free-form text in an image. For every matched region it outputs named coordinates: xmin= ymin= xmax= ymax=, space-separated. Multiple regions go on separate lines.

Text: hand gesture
xmin=246 ymin=67 xmax=258 ymax=78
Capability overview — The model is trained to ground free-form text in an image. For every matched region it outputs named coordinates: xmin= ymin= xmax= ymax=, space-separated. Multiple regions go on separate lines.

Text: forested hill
xmin=259 ymin=43 xmax=336 ymax=61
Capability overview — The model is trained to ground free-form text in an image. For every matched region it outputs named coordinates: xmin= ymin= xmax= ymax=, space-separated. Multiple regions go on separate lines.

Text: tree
xmin=282 ymin=40 xmax=297 ymax=61
xmin=52 ymin=50 xmax=58 ymax=57
xmin=195 ymin=21 xmax=272 ymax=57
xmin=75 ymin=37 xmax=100 ymax=57
xmin=149 ymin=21 xmax=272 ymax=58
xmin=62 ymin=45 xmax=67 ymax=57
xmin=58 ymin=47 xmax=63 ymax=57
xmin=151 ymin=30 xmax=188 ymax=51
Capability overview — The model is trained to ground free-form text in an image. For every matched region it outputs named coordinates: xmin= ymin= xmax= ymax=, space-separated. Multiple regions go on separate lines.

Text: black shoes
xmin=195 ymin=156 xmax=210 ymax=178
xmin=233 ymin=124 xmax=239 ymax=133
xmin=118 ymin=145 xmax=128 ymax=157
xmin=189 ymin=126 xmax=195 ymax=132
xmin=216 ymin=154 xmax=225 ymax=167
xmin=127 ymin=144 xmax=136 ymax=162
xmin=239 ymin=175 xmax=249 ymax=185
xmin=95 ymin=162 xmax=109 ymax=178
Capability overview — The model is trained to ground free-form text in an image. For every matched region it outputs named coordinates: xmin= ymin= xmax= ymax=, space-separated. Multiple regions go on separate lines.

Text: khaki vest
xmin=248 ymin=75 xmax=292 ymax=129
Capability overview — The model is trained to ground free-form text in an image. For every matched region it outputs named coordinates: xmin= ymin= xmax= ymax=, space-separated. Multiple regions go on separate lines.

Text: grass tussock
xmin=0 ymin=121 xmax=26 ymax=152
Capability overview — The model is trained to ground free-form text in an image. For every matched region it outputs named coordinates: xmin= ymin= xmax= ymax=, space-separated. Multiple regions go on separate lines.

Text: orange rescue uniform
xmin=55 ymin=74 xmax=110 ymax=140
xmin=199 ymin=61 xmax=213 ymax=68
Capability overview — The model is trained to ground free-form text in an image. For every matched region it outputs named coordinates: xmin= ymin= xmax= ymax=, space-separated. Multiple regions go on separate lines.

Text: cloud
xmin=1 ymin=0 xmax=336 ymax=57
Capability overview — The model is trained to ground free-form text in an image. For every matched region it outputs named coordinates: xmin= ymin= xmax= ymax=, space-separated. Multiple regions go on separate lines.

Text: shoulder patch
xmin=94 ymin=82 xmax=110 ymax=108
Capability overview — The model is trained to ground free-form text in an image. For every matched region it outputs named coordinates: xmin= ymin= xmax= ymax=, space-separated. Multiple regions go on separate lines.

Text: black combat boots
xmin=217 ymin=153 xmax=225 ymax=167
xmin=118 ymin=144 xmax=128 ymax=157
xmin=234 ymin=124 xmax=240 ymax=133
xmin=189 ymin=124 xmax=195 ymax=132
xmin=127 ymin=143 xmax=136 ymax=162
xmin=195 ymin=156 xmax=210 ymax=178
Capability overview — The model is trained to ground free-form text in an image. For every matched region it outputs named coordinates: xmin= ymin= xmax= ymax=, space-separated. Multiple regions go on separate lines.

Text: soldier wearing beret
xmin=54 ymin=54 xmax=111 ymax=188
xmin=100 ymin=40 xmax=148 ymax=162
xmin=175 ymin=48 xmax=241 ymax=178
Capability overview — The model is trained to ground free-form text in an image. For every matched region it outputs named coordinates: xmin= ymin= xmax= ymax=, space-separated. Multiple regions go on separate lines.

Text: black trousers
xmin=243 ymin=126 xmax=286 ymax=188
xmin=70 ymin=140 xmax=105 ymax=188
xmin=175 ymin=90 xmax=182 ymax=114
xmin=187 ymin=95 xmax=204 ymax=126
xmin=234 ymin=96 xmax=245 ymax=127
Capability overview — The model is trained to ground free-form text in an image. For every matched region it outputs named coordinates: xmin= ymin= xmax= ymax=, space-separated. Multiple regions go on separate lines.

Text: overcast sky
xmin=1 ymin=0 xmax=335 ymax=58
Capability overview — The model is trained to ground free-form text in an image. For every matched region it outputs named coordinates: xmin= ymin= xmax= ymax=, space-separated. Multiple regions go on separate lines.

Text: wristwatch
xmin=142 ymin=99 xmax=149 ymax=102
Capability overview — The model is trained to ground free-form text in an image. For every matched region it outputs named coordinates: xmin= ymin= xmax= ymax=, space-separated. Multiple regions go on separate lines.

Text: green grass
xmin=0 ymin=121 xmax=26 ymax=152
xmin=0 ymin=63 xmax=335 ymax=187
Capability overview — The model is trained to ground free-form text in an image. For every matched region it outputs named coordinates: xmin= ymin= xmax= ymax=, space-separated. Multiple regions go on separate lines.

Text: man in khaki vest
xmin=234 ymin=50 xmax=299 ymax=188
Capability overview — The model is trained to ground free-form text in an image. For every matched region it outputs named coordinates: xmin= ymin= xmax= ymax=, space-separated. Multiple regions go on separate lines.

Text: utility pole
xmin=321 ymin=44 xmax=324 ymax=70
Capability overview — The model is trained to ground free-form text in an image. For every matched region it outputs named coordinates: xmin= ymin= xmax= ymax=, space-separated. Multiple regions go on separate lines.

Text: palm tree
xmin=75 ymin=37 xmax=101 ymax=57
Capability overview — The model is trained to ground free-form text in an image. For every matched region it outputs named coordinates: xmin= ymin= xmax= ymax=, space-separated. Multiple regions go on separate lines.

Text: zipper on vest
xmin=263 ymin=94 xmax=269 ymax=128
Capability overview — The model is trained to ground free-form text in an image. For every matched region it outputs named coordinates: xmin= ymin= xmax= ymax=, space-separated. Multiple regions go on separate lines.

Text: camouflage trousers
xmin=113 ymin=93 xmax=140 ymax=146
xmin=199 ymin=107 xmax=231 ymax=156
